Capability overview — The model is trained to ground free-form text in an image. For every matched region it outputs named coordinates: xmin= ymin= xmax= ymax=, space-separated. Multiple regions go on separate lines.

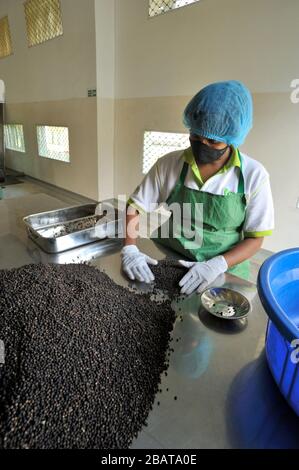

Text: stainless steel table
xmin=1 ymin=194 xmax=299 ymax=449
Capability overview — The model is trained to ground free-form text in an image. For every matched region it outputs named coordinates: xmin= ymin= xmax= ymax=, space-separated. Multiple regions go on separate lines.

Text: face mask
xmin=190 ymin=139 xmax=229 ymax=164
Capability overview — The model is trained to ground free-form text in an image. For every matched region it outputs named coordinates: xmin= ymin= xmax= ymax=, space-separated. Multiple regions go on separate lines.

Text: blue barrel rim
xmin=257 ymin=247 xmax=299 ymax=343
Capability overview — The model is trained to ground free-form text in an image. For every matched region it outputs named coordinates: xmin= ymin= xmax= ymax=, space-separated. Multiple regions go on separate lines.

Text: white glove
xmin=121 ymin=245 xmax=158 ymax=284
xmin=178 ymin=256 xmax=228 ymax=295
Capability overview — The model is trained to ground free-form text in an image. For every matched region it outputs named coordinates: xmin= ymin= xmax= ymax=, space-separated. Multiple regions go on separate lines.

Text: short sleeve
xmin=127 ymin=162 xmax=162 ymax=214
xmin=243 ymin=175 xmax=275 ymax=238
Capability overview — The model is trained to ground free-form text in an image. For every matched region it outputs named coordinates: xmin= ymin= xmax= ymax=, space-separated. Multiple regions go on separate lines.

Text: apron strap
xmin=237 ymin=151 xmax=245 ymax=194
xmin=179 ymin=161 xmax=189 ymax=185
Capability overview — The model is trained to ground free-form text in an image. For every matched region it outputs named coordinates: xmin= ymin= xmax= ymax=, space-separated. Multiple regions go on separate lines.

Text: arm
xmin=221 ymin=166 xmax=273 ymax=268
xmin=124 ymin=205 xmax=140 ymax=247
xmin=222 ymin=237 xmax=264 ymax=268
xmin=121 ymin=158 xmax=163 ymax=282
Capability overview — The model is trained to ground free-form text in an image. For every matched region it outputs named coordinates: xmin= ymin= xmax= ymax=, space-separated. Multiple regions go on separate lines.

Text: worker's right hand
xmin=121 ymin=245 xmax=158 ymax=283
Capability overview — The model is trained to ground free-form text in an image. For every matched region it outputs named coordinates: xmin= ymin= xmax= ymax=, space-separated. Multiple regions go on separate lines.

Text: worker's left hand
xmin=178 ymin=256 xmax=228 ymax=295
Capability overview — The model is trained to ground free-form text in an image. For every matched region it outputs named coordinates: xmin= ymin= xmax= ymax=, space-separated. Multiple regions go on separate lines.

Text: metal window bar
xmin=149 ymin=0 xmax=200 ymax=17
xmin=37 ymin=126 xmax=70 ymax=163
xmin=0 ymin=16 xmax=13 ymax=58
xmin=24 ymin=0 xmax=63 ymax=47
xmin=4 ymin=125 xmax=26 ymax=153
xmin=143 ymin=131 xmax=189 ymax=174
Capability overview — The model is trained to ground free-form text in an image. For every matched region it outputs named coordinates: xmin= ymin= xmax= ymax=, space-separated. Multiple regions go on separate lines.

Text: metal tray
xmin=23 ymin=203 xmax=123 ymax=254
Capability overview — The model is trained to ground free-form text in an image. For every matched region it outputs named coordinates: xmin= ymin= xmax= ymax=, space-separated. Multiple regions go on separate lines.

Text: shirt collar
xmin=183 ymin=146 xmax=240 ymax=186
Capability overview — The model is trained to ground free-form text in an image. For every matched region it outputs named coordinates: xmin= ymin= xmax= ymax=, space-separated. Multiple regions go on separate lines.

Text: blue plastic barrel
xmin=258 ymin=248 xmax=299 ymax=416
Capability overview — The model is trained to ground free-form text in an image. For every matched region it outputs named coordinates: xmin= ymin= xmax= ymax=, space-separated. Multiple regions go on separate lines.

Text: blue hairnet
xmin=183 ymin=80 xmax=253 ymax=147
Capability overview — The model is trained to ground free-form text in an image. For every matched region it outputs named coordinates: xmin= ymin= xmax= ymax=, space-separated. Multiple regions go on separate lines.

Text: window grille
xmin=149 ymin=0 xmax=200 ymax=18
xmin=4 ymin=125 xmax=26 ymax=153
xmin=24 ymin=0 xmax=63 ymax=47
xmin=0 ymin=16 xmax=13 ymax=58
xmin=37 ymin=126 xmax=70 ymax=163
xmin=143 ymin=131 xmax=189 ymax=174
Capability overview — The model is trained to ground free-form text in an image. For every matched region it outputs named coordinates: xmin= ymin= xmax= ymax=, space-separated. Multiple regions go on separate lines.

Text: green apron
xmin=151 ymin=150 xmax=250 ymax=280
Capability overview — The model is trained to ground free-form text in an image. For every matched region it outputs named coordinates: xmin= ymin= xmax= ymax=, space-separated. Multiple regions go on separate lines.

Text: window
xmin=4 ymin=125 xmax=26 ymax=153
xmin=0 ymin=16 xmax=13 ymax=58
xmin=143 ymin=131 xmax=189 ymax=174
xmin=24 ymin=0 xmax=63 ymax=47
xmin=37 ymin=126 xmax=70 ymax=163
xmin=149 ymin=0 xmax=200 ymax=17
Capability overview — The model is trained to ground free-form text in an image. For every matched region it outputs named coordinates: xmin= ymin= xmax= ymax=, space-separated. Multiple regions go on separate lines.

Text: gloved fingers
xmin=143 ymin=264 xmax=155 ymax=282
xmin=131 ymin=266 xmax=146 ymax=283
xmin=178 ymin=260 xmax=196 ymax=269
xmin=196 ymin=280 xmax=210 ymax=294
xmin=123 ymin=266 xmax=135 ymax=281
xmin=138 ymin=264 xmax=153 ymax=283
xmin=179 ymin=270 xmax=198 ymax=294
xmin=135 ymin=264 xmax=154 ymax=283
xmin=179 ymin=268 xmax=195 ymax=289
xmin=144 ymin=255 xmax=158 ymax=266
xmin=180 ymin=277 xmax=201 ymax=296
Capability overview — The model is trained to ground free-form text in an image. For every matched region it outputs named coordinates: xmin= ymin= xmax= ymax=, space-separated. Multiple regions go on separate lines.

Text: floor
xmin=1 ymin=170 xmax=95 ymax=206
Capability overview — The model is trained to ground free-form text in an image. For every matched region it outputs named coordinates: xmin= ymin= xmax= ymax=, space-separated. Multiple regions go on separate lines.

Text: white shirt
xmin=128 ymin=147 xmax=274 ymax=238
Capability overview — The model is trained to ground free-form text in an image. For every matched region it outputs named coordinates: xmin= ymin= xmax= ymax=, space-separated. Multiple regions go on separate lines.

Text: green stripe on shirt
xmin=244 ymin=230 xmax=273 ymax=238
xmin=127 ymin=197 xmax=146 ymax=214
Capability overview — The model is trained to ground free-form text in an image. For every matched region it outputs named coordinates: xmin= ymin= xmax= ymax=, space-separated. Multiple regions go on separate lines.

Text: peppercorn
xmin=0 ymin=261 xmax=182 ymax=449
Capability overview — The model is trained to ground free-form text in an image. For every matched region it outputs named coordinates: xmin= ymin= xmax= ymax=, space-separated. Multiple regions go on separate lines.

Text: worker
xmin=121 ymin=81 xmax=274 ymax=295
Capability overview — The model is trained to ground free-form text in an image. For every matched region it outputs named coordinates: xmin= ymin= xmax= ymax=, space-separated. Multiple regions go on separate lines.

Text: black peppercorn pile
xmin=151 ymin=259 xmax=188 ymax=296
xmin=0 ymin=263 xmax=176 ymax=449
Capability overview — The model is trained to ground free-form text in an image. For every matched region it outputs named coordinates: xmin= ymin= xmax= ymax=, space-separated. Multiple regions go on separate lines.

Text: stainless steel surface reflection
xmin=201 ymin=287 xmax=251 ymax=320
xmin=1 ymin=191 xmax=298 ymax=449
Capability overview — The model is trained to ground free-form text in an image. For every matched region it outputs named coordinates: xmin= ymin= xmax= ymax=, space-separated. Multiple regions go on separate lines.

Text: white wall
xmin=113 ymin=0 xmax=299 ymax=253
xmin=244 ymin=93 xmax=299 ymax=252
xmin=115 ymin=0 xmax=299 ymax=98
xmin=0 ymin=0 xmax=97 ymax=102
xmin=95 ymin=0 xmax=115 ymax=201
xmin=0 ymin=0 xmax=98 ymax=200
xmin=0 ymin=80 xmax=4 ymax=102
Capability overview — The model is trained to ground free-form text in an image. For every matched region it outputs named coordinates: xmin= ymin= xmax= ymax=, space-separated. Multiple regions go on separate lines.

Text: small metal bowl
xmin=200 ymin=287 xmax=251 ymax=320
